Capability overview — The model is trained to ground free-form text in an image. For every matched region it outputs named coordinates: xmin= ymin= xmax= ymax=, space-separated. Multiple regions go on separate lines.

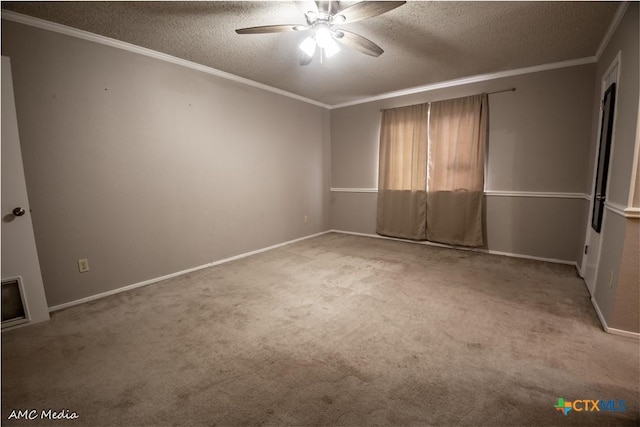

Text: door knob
xmin=12 ymin=207 xmax=26 ymax=217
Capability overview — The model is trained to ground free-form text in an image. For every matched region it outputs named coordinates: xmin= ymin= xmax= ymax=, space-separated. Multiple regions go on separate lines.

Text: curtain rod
xmin=488 ymin=87 xmax=516 ymax=95
xmin=379 ymin=87 xmax=516 ymax=112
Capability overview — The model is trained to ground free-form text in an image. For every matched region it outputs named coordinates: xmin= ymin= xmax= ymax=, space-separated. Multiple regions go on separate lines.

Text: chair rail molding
xmin=605 ymin=201 xmax=630 ymax=217
xmin=330 ymin=188 xmax=591 ymax=200
xmin=623 ymin=207 xmax=640 ymax=218
xmin=330 ymin=187 xmax=378 ymax=193
xmin=483 ymin=191 xmax=589 ymax=199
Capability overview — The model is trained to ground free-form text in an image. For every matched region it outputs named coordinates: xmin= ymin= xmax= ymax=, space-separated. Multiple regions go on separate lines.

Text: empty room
xmin=1 ymin=1 xmax=639 ymax=426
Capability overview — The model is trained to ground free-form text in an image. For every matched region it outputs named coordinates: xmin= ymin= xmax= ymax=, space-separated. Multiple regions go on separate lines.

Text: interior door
xmin=582 ymin=61 xmax=618 ymax=295
xmin=591 ymin=82 xmax=616 ymax=232
xmin=1 ymin=56 xmax=50 ymax=327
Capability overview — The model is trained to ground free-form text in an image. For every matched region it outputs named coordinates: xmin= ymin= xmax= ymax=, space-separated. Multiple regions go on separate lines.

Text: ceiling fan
xmin=235 ymin=1 xmax=406 ymax=65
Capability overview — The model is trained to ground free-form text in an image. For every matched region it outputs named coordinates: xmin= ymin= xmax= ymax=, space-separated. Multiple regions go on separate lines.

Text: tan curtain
xmin=377 ymin=103 xmax=429 ymax=240
xmin=426 ymin=93 xmax=487 ymax=246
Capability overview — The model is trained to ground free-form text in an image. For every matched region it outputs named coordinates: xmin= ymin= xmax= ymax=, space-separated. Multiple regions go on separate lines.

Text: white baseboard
xmin=333 ymin=230 xmax=640 ymax=339
xmin=47 ymin=229 xmax=640 ymax=340
xmin=576 ymin=263 xmax=586 ymax=279
xmin=591 ymin=296 xmax=609 ymax=332
xmin=48 ymin=230 xmax=333 ymax=312
xmin=330 ymin=229 xmax=577 ymax=266
xmin=606 ymin=327 xmax=640 ymax=339
xmin=591 ymin=297 xmax=640 ymax=339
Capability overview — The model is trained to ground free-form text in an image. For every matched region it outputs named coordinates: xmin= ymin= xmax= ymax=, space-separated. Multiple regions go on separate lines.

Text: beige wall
xmin=331 ymin=64 xmax=596 ymax=263
xmin=330 ymin=192 xmax=378 ymax=234
xmin=2 ymin=20 xmax=331 ymax=307
xmin=330 ymin=193 xmax=590 ymax=263
xmin=589 ymin=3 xmax=640 ymax=333
xmin=485 ymin=197 xmax=589 ymax=262
xmin=2 ymin=7 xmax=637 ymax=334
xmin=593 ymin=212 xmax=627 ymax=322
xmin=610 ymin=218 xmax=640 ymax=332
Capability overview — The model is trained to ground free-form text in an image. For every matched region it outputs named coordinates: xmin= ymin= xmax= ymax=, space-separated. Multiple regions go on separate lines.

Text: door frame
xmin=580 ymin=51 xmax=621 ymax=294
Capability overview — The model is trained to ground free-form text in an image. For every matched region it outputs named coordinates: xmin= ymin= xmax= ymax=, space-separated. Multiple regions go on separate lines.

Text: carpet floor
xmin=2 ymin=232 xmax=639 ymax=426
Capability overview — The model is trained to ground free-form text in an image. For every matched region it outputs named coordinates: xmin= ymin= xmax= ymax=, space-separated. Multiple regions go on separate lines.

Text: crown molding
xmin=595 ymin=1 xmax=630 ymax=61
xmin=3 ymin=6 xmax=623 ymax=111
xmin=329 ymin=56 xmax=596 ymax=109
xmin=330 ymin=2 xmax=628 ymax=110
xmin=1 ymin=10 xmax=332 ymax=110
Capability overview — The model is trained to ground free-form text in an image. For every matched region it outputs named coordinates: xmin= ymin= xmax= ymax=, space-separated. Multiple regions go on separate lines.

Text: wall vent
xmin=2 ymin=277 xmax=30 ymax=329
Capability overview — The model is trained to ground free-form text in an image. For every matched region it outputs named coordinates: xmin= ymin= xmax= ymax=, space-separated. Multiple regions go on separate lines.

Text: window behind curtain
xmin=376 ymin=103 xmax=429 ymax=240
xmin=377 ymin=94 xmax=488 ymax=246
xmin=427 ymin=93 xmax=487 ymax=246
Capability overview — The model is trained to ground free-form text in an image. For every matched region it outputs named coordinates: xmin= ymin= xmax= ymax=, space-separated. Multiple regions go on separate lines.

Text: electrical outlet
xmin=78 ymin=259 xmax=90 ymax=273
xmin=304 ymin=215 xmax=310 ymax=223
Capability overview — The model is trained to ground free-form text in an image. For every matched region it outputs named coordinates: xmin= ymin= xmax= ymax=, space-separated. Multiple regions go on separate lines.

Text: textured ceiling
xmin=1 ymin=1 xmax=621 ymax=106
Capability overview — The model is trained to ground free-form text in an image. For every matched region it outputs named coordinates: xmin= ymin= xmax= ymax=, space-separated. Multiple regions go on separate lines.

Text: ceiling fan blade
xmin=297 ymin=1 xmax=318 ymax=14
xmin=335 ymin=30 xmax=384 ymax=57
xmin=316 ymin=1 xmax=340 ymax=16
xmin=235 ymin=25 xmax=300 ymax=34
xmin=335 ymin=1 xmax=406 ymax=24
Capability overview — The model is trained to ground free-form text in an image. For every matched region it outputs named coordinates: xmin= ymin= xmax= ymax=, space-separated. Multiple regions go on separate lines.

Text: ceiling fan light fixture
xmin=322 ymin=38 xmax=340 ymax=58
xmin=313 ymin=25 xmax=340 ymax=58
xmin=315 ymin=26 xmax=333 ymax=48
xmin=299 ymin=36 xmax=317 ymax=58
xmin=236 ymin=0 xmax=405 ymax=65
